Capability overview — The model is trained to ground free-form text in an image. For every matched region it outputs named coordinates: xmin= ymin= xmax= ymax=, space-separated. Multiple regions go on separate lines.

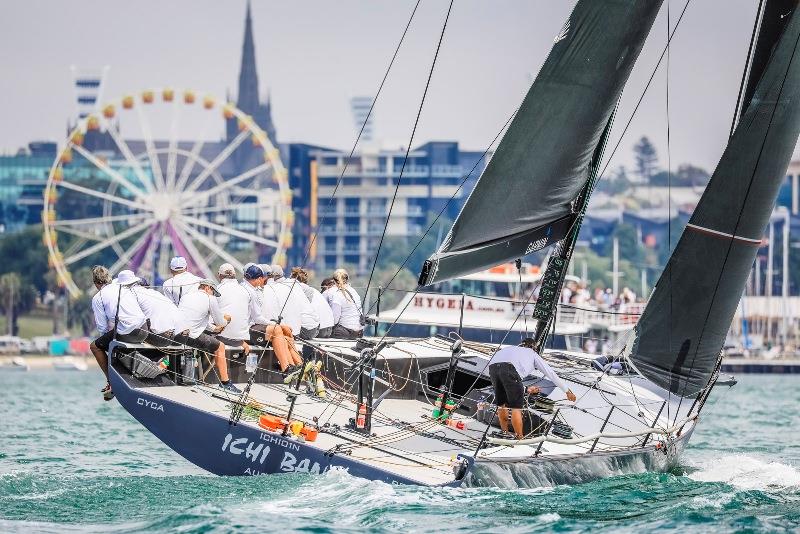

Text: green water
xmin=1 ymin=372 xmax=798 ymax=533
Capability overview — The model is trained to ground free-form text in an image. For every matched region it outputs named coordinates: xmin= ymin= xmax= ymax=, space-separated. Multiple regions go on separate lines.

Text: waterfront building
xmin=287 ymin=141 xmax=486 ymax=273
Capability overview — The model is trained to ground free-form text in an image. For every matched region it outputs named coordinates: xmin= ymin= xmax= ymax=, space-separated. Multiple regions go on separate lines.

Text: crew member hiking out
xmin=89 ymin=266 xmax=149 ymax=401
xmin=488 ymin=338 xmax=576 ymax=439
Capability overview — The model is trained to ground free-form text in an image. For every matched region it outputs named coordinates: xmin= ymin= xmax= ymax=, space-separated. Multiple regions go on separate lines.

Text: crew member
xmin=89 ymin=266 xmax=149 ymax=401
xmin=162 ymin=256 xmax=202 ymax=305
xmin=291 ymin=267 xmax=335 ymax=338
xmin=118 ymin=270 xmax=179 ymax=348
xmin=488 ymin=338 xmax=577 ymax=439
xmin=329 ymin=268 xmax=363 ymax=339
xmin=244 ymin=265 xmax=303 ymax=375
xmin=215 ymin=263 xmax=251 ymax=356
xmin=174 ymin=279 xmax=239 ymax=393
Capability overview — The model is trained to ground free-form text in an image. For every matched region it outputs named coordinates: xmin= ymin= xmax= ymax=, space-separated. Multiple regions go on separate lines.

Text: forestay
xmin=627 ymin=0 xmax=800 ymax=397
xmin=419 ymin=0 xmax=664 ymax=286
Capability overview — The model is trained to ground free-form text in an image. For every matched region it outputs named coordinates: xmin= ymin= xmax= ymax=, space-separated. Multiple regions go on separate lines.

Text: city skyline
xmin=0 ymin=0 xmax=789 ymax=173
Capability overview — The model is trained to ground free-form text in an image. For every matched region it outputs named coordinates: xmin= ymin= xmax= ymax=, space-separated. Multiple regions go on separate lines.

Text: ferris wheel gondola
xmin=43 ymin=88 xmax=293 ymax=296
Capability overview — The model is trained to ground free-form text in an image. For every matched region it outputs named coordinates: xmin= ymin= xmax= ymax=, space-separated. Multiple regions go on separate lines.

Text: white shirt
xmin=216 ymin=278 xmax=250 ymax=340
xmin=330 ymin=286 xmax=362 ymax=331
xmin=305 ymin=283 xmax=334 ymax=329
xmin=130 ymin=286 xmax=178 ymax=333
xmin=162 ymin=271 xmax=202 ymax=305
xmin=491 ymin=346 xmax=570 ymax=394
xmin=265 ymin=279 xmax=318 ymax=333
xmin=92 ymin=283 xmax=147 ymax=335
xmin=175 ymin=290 xmax=225 ymax=338
xmin=241 ymin=280 xmax=270 ymax=325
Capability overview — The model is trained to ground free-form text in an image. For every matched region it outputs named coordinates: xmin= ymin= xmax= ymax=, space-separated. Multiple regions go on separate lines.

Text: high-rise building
xmin=70 ymin=66 xmax=108 ymax=120
xmin=288 ymin=141 xmax=487 ymax=273
xmin=350 ymin=96 xmax=375 ymax=142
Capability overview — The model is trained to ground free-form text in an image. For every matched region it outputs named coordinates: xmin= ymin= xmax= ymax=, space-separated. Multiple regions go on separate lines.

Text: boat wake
xmin=686 ymin=453 xmax=800 ymax=491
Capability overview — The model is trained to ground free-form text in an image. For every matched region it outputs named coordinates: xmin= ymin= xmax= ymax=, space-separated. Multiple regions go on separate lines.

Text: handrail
xmin=483 ymin=414 xmax=697 ymax=448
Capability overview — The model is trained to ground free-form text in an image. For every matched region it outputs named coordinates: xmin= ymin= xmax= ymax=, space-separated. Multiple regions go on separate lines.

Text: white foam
xmin=537 ymin=512 xmax=561 ymax=522
xmin=688 ymin=453 xmax=800 ymax=490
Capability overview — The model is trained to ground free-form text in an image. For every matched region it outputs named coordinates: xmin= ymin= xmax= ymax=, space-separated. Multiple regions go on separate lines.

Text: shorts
xmin=489 ymin=362 xmax=525 ymax=409
xmin=217 ymin=335 xmax=247 ymax=348
xmin=145 ymin=330 xmax=175 ymax=348
xmin=331 ymin=324 xmax=362 ymax=340
xmin=299 ymin=326 xmax=319 ymax=340
xmin=317 ymin=326 xmax=333 ymax=339
xmin=93 ymin=325 xmax=149 ymax=351
xmin=174 ymin=331 xmax=222 ymax=355
xmin=249 ymin=324 xmax=268 ymax=345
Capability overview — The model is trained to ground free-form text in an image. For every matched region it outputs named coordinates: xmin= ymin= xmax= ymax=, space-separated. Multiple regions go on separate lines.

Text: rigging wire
xmin=363 ymin=0 xmax=455 ymax=308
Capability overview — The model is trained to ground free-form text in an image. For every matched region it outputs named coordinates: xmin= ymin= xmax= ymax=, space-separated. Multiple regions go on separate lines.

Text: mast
xmin=530 ymin=112 xmax=615 ymax=352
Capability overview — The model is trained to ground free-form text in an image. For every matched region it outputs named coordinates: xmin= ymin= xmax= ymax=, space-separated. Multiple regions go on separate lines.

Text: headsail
xmin=627 ymin=1 xmax=800 ymax=397
xmin=419 ymin=0 xmax=664 ymax=286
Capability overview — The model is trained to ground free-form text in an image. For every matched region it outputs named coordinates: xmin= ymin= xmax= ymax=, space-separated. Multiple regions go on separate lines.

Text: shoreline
xmin=2 ymin=355 xmax=800 ymax=374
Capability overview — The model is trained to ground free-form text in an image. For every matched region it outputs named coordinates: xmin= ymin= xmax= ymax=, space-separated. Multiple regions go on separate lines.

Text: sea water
xmin=1 ymin=371 xmax=798 ymax=533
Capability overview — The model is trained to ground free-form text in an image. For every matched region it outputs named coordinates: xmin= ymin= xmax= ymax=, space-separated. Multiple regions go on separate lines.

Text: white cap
xmin=218 ymin=262 xmax=236 ymax=276
xmin=271 ymin=264 xmax=284 ymax=278
xmin=260 ymin=264 xmax=272 ymax=275
xmin=170 ymin=256 xmax=188 ymax=271
xmin=114 ymin=270 xmax=140 ymax=286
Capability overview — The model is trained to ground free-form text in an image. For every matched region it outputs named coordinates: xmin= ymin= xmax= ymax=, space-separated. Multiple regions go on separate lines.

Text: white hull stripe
xmin=686 ymin=223 xmax=763 ymax=245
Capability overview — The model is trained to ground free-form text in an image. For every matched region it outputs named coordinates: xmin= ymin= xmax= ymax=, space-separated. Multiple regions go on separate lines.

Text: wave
xmin=686 ymin=453 xmax=800 ymax=491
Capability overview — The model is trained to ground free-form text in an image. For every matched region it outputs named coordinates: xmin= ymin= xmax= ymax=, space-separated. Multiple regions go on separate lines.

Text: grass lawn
xmin=0 ymin=314 xmax=55 ymax=338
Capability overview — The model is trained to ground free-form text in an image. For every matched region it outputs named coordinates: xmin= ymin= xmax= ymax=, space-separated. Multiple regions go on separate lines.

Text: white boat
xmin=0 ymin=356 xmax=29 ymax=372
xmin=52 ymin=356 xmax=89 ymax=372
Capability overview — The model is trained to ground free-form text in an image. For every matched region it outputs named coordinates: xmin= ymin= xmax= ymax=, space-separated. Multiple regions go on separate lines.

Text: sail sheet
xmin=628 ymin=2 xmax=800 ymax=397
xmin=419 ymin=0 xmax=664 ymax=286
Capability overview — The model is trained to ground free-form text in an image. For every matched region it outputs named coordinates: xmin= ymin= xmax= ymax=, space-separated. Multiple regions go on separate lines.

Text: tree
xmin=604 ymin=222 xmax=645 ymax=265
xmin=633 ymin=136 xmax=659 ymax=183
xmin=676 ymin=164 xmax=710 ymax=188
xmin=0 ymin=272 xmax=36 ymax=335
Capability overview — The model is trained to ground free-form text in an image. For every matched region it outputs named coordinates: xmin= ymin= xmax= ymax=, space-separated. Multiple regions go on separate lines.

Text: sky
xmin=0 ymin=0 xmax=779 ymax=174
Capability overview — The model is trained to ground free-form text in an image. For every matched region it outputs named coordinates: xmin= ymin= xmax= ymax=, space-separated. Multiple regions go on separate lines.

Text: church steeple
xmin=237 ymin=0 xmax=260 ymax=114
xmin=227 ymin=1 xmax=277 ymax=150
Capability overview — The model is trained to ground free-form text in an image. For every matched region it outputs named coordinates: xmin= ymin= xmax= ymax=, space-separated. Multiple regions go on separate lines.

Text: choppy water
xmin=1 ymin=371 xmax=798 ymax=533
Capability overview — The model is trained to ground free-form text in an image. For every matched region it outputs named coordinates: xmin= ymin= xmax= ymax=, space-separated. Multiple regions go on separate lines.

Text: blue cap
xmin=244 ymin=264 xmax=264 ymax=280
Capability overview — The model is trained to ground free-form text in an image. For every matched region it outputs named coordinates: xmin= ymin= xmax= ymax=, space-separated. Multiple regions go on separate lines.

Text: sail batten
xmin=419 ymin=0 xmax=664 ymax=286
xmin=628 ymin=1 xmax=800 ymax=397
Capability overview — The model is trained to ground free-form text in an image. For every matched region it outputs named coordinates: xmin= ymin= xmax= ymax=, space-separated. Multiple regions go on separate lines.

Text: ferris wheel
xmin=43 ymin=88 xmax=293 ymax=297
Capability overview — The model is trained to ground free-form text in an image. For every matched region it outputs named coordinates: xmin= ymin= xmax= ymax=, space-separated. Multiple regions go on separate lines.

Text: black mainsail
xmin=627 ymin=0 xmax=800 ymax=397
xmin=418 ymin=0 xmax=664 ymax=286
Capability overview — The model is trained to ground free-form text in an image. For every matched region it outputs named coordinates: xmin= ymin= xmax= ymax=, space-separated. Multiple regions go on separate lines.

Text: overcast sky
xmin=0 ymin=0 xmax=780 ymax=173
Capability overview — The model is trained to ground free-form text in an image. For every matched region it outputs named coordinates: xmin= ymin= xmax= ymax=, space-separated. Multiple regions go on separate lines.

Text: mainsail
xmin=419 ymin=0 xmax=664 ymax=286
xmin=628 ymin=0 xmax=800 ymax=397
